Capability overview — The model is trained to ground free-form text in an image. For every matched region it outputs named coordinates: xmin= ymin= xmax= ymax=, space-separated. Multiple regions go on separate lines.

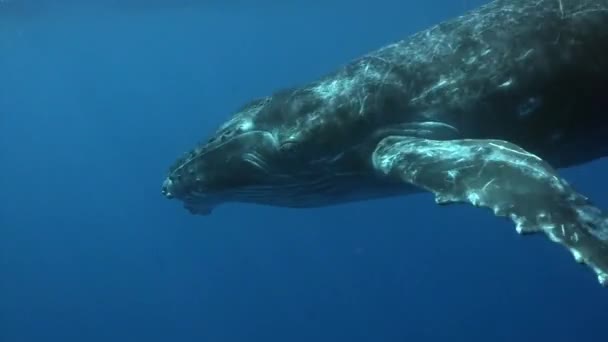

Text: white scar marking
xmin=489 ymin=142 xmax=541 ymax=161
xmin=482 ymin=178 xmax=496 ymax=192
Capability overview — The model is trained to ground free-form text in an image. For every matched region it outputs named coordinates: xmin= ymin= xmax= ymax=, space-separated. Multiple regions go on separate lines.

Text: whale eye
xmin=221 ymin=129 xmax=236 ymax=142
xmin=206 ymin=126 xmax=246 ymax=145
xmin=280 ymin=140 xmax=301 ymax=156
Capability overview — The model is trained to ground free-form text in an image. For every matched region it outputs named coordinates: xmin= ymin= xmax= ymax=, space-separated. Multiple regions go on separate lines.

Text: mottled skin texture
xmin=163 ymin=0 xmax=608 ymax=286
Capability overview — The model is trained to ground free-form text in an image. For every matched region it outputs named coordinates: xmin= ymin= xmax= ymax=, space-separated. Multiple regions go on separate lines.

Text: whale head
xmin=161 ymin=86 xmax=403 ymax=215
xmin=161 ymin=112 xmax=288 ymax=215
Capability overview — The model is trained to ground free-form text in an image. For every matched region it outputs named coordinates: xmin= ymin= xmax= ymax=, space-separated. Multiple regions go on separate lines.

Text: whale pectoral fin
xmin=372 ymin=136 xmax=608 ymax=286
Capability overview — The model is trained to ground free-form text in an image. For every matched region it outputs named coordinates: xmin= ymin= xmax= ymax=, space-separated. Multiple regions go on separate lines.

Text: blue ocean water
xmin=1 ymin=1 xmax=606 ymax=341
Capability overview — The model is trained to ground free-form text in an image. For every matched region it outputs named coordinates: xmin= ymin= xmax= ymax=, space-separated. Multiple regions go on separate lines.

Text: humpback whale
xmin=162 ymin=0 xmax=608 ymax=286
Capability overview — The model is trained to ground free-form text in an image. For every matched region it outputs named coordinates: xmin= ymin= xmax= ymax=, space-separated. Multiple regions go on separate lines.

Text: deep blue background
xmin=1 ymin=1 xmax=607 ymax=341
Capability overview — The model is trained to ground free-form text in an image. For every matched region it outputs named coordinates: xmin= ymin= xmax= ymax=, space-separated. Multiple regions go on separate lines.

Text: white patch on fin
xmin=372 ymin=136 xmax=608 ymax=287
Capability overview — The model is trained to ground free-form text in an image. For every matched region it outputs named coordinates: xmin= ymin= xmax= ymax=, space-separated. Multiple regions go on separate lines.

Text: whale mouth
xmin=161 ymin=178 xmax=175 ymax=199
xmin=162 ymin=177 xmax=218 ymax=215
